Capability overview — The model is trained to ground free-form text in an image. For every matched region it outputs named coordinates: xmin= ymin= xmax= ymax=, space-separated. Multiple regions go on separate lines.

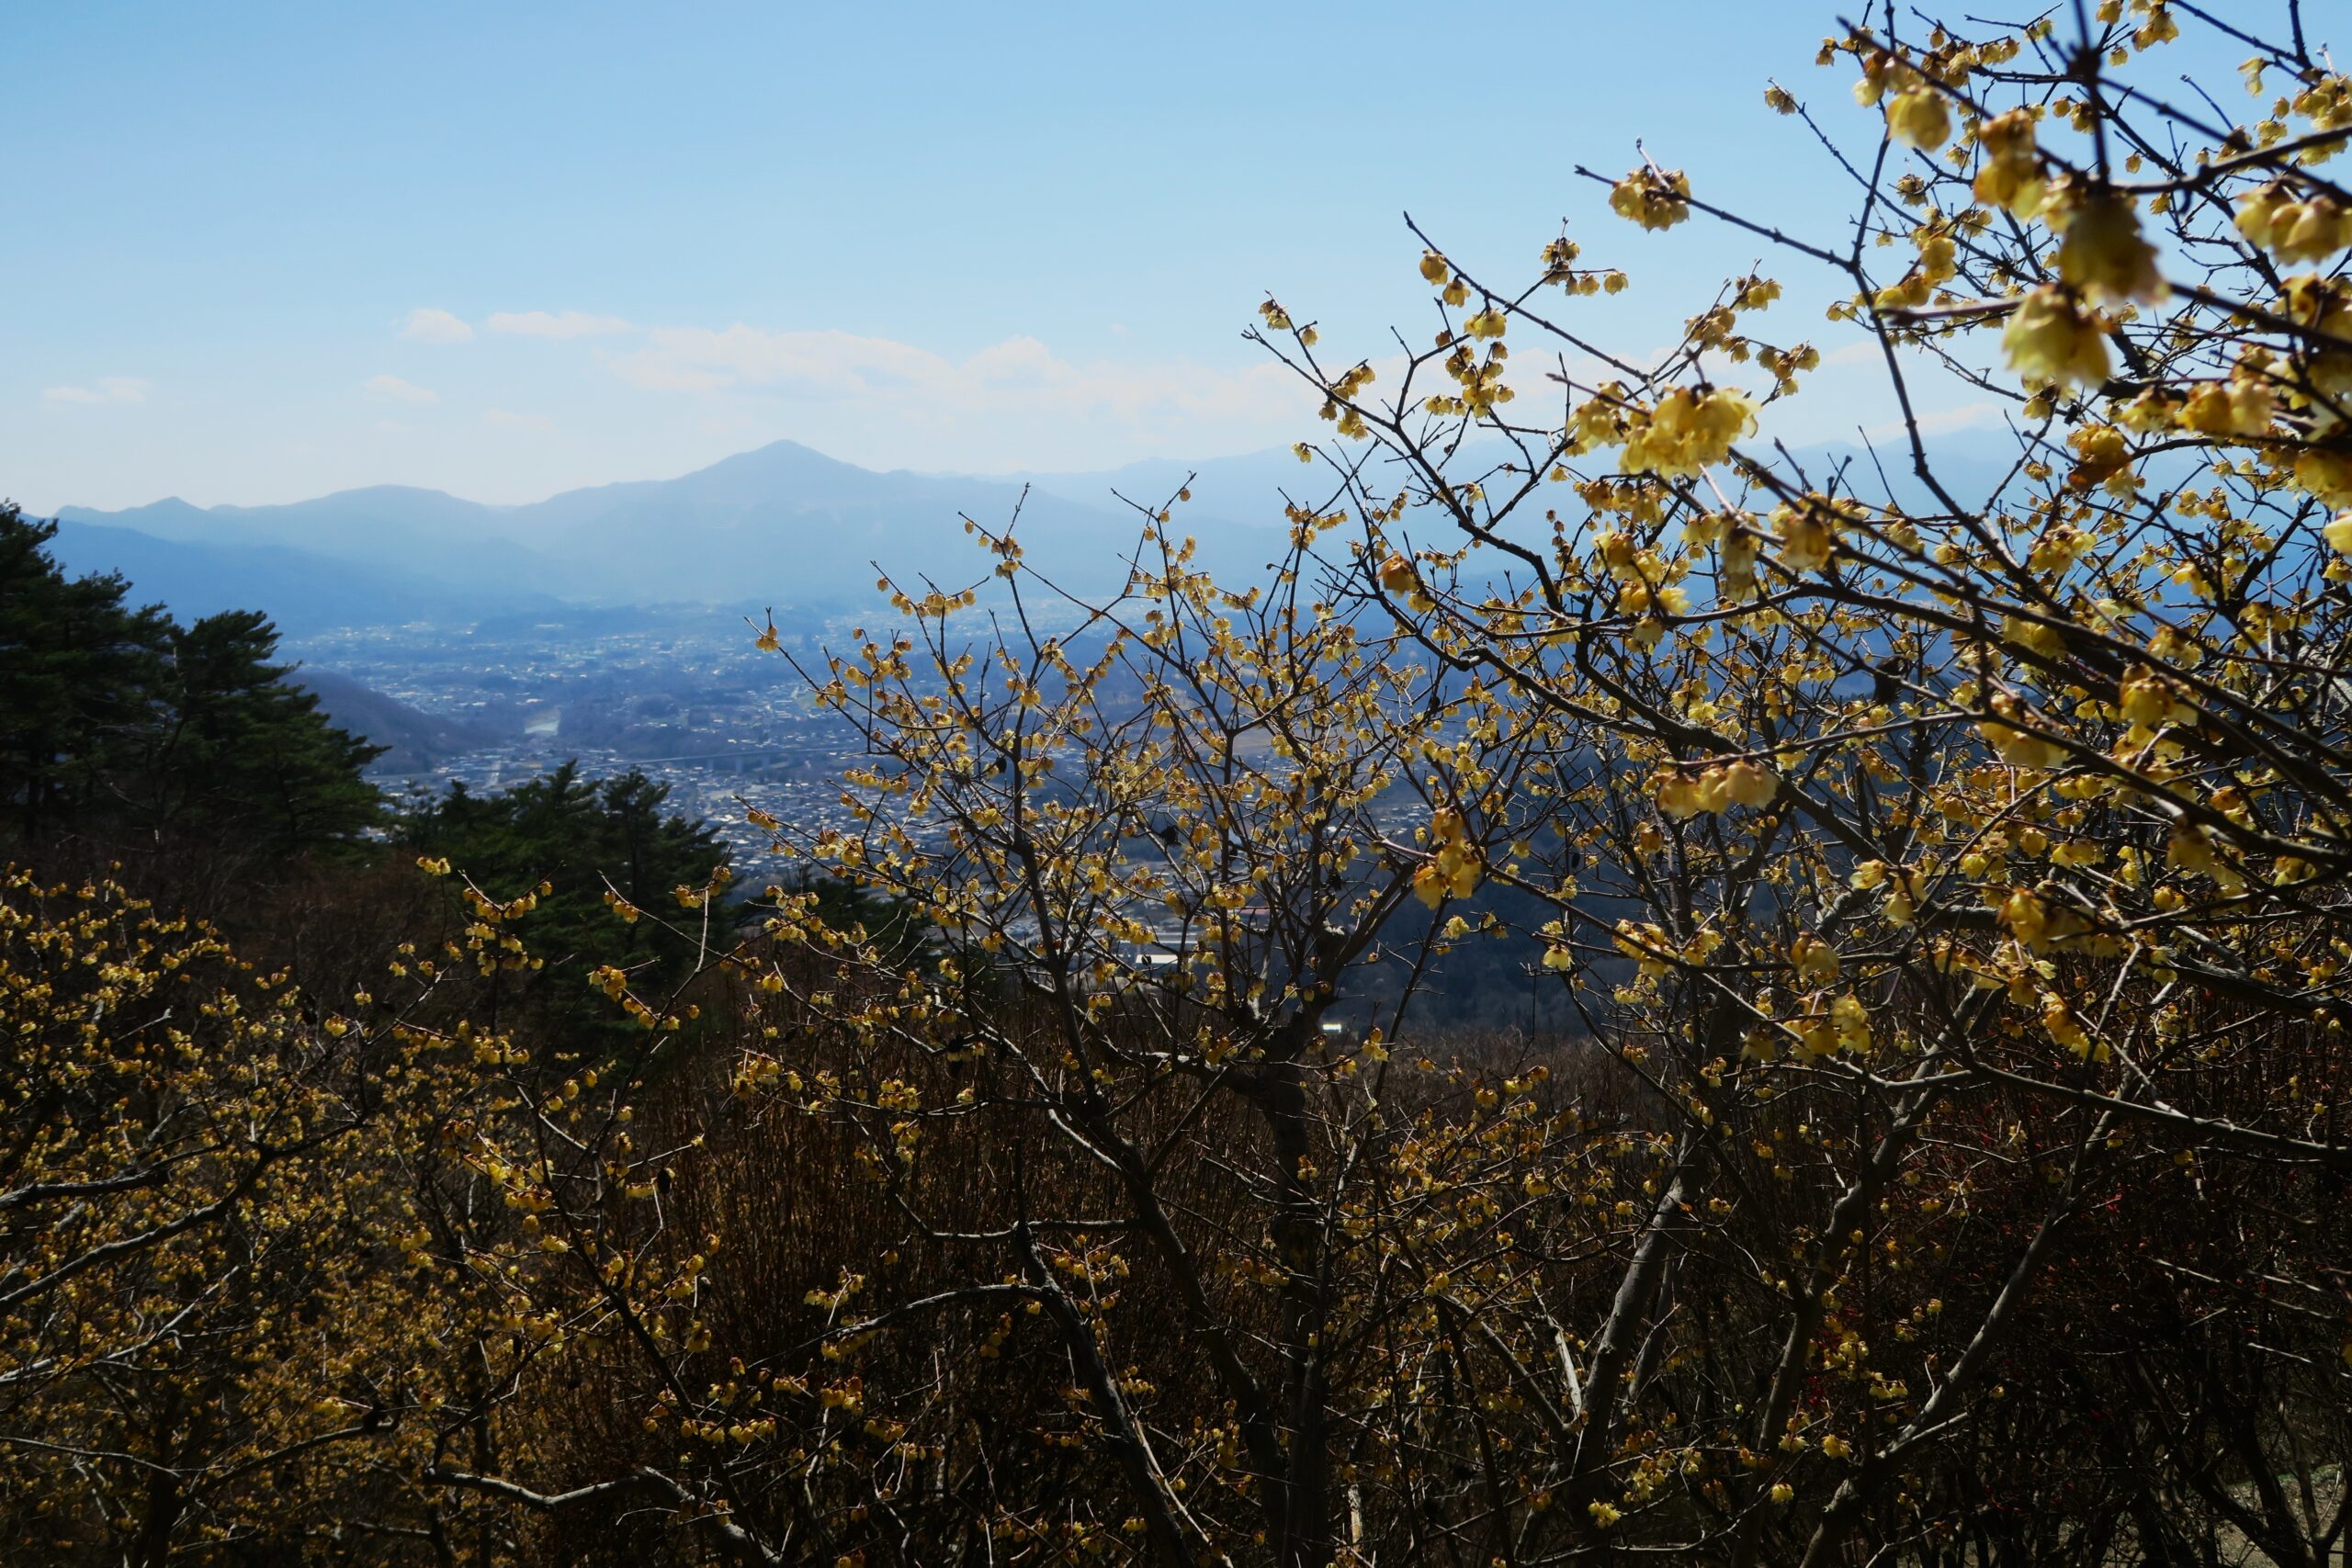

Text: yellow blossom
xmin=1973 ymin=108 xmax=2045 ymax=217
xmin=1887 ymin=87 xmax=1951 ymax=150
xmin=1610 ymin=166 xmax=1692 ymax=231
xmin=2052 ymin=192 xmax=2166 ymax=304
xmin=1623 ymin=386 xmax=1757 ymax=478
xmin=1774 ymin=503 xmax=1836 ymax=572
xmin=2002 ymin=286 xmax=2111 ymax=389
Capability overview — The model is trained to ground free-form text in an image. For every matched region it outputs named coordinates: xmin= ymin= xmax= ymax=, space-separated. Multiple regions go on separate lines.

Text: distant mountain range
xmin=47 ymin=431 xmax=2032 ymax=636
xmin=43 ymin=516 xmax=564 ymax=633
xmin=49 ymin=440 xmax=1315 ymax=634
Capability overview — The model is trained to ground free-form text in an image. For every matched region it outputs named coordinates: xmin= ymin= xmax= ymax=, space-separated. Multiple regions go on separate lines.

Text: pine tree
xmin=131 ymin=607 xmax=386 ymax=854
xmin=0 ymin=503 xmax=172 ymax=838
xmin=397 ymin=761 xmax=727 ymax=1032
xmin=0 ymin=501 xmax=384 ymax=857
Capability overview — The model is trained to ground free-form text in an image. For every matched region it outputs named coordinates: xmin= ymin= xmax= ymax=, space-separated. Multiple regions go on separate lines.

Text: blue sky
xmin=11 ymin=3 xmax=1965 ymax=512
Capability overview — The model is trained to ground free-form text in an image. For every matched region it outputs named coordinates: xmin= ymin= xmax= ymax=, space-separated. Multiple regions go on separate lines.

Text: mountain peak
xmin=689 ymin=438 xmax=872 ymax=484
xmin=58 ymin=494 xmax=207 ymax=524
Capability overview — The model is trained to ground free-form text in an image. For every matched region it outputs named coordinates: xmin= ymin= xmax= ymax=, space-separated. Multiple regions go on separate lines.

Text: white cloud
xmin=487 ymin=310 xmax=631 ymax=340
xmin=42 ymin=376 xmax=150 ymax=406
xmin=607 ymin=325 xmax=1314 ymax=469
xmin=483 ymin=407 xmax=558 ymax=433
xmin=402 ymin=307 xmax=475 ymax=344
xmin=364 ymin=373 xmax=440 ymax=405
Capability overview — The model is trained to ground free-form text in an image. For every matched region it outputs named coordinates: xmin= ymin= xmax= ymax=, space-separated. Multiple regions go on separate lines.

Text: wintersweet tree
xmin=0 ymin=868 xmax=499 ymax=1562
xmin=1238 ymin=1 xmax=2352 ymax=1561
xmin=416 ymin=509 xmax=1585 ymax=1562
xmin=397 ymin=4 xmax=2352 ymax=1565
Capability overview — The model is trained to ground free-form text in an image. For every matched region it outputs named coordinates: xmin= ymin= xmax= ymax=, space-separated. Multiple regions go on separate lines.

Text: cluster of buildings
xmin=288 ymin=609 xmax=876 ymax=879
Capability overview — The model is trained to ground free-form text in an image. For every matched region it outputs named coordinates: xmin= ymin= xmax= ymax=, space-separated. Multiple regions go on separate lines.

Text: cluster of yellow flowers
xmin=1378 ymin=550 xmax=1437 ymax=612
xmin=2065 ymin=423 xmax=2139 ymax=498
xmin=1620 ymin=385 xmax=1758 ymax=479
xmin=1788 ymin=992 xmax=1872 ymax=1060
xmin=1849 ymin=859 xmax=1928 ymax=925
xmin=1609 ymin=166 xmax=1692 ymax=231
xmin=1685 ymin=508 xmax=1761 ymax=600
xmin=1978 ymin=691 xmax=2066 ymax=772
xmin=2236 ymin=184 xmax=2352 ymax=263
xmin=2002 ymin=286 xmax=2111 ymax=389
xmin=1874 ymin=225 xmax=1958 ymax=311
xmin=2120 ymin=376 xmax=2276 ymax=438
xmin=2051 ymin=188 xmax=2167 ymax=304
xmin=1412 ymin=807 xmax=1484 ymax=908
xmin=2041 ymin=994 xmax=2106 ymax=1062
xmin=1591 ymin=525 xmax=1693 ymax=626
xmin=1653 ymin=758 xmax=1780 ymax=818
xmin=2117 ymin=664 xmax=2196 ymax=737
xmin=1772 ymin=499 xmax=1839 ymax=573
xmin=1885 ymin=86 xmax=1951 ymax=150
xmin=1972 ymin=107 xmax=2044 ymax=216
